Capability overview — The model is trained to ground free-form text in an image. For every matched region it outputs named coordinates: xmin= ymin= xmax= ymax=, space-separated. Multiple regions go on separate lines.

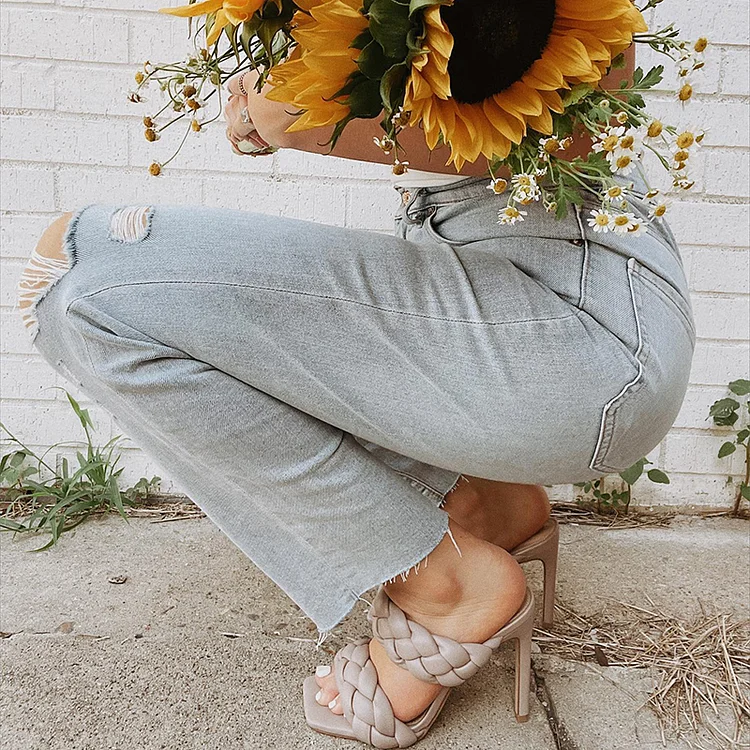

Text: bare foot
xmin=313 ymin=521 xmax=527 ymax=723
xmin=442 ymin=477 xmax=551 ymax=551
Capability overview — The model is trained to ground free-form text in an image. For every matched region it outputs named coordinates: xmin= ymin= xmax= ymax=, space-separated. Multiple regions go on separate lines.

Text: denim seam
xmin=629 ymin=265 xmax=695 ymax=340
xmin=67 ymin=281 xmax=581 ymax=328
xmin=588 ymin=256 xmax=647 ymax=473
xmin=574 ymin=205 xmax=589 ymax=310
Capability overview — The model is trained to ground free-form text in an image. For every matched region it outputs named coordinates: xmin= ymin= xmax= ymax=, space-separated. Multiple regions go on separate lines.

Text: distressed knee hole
xmin=16 ymin=211 xmax=77 ymax=342
xmin=108 ymin=205 xmax=154 ymax=243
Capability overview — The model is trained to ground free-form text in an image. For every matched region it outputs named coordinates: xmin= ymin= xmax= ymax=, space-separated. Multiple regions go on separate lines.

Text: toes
xmin=313 ymin=667 xmax=340 ymax=708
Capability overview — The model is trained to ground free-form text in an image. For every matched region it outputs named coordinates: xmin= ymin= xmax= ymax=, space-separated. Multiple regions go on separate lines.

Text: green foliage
xmin=574 ymin=457 xmax=670 ymax=515
xmin=709 ymin=379 xmax=750 ymax=515
xmin=0 ymin=389 xmax=161 ymax=551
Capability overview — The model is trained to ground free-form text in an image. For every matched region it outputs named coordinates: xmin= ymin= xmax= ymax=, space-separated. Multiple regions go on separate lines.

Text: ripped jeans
xmin=14 ymin=175 xmax=695 ymax=633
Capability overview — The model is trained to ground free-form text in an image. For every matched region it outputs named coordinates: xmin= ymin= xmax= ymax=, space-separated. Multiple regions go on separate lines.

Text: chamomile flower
xmin=649 ymin=196 xmax=671 ymax=218
xmin=627 ymin=220 xmax=647 ymax=237
xmin=611 ymin=212 xmax=639 ymax=234
xmin=588 ymin=209 xmax=613 ymax=233
xmin=512 ymin=173 xmax=542 ymax=204
xmin=608 ymin=149 xmax=639 ymax=176
xmin=593 ymin=125 xmax=626 ymax=154
xmin=487 ymin=177 xmax=509 ymax=194
xmin=498 ymin=206 xmax=527 ymax=225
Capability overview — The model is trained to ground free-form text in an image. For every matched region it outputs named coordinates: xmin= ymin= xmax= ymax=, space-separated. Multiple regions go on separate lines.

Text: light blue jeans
xmin=18 ymin=174 xmax=695 ymax=633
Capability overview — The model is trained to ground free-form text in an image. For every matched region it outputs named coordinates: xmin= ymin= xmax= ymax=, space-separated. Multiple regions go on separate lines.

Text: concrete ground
xmin=1 ymin=513 xmax=747 ymax=750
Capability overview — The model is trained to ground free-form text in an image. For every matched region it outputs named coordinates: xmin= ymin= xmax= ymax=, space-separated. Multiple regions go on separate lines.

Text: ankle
xmin=383 ymin=521 xmax=525 ymax=624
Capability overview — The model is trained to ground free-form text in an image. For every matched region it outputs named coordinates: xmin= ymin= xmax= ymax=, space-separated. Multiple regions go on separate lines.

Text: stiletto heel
xmin=511 ymin=518 xmax=559 ymax=629
xmin=513 ymin=604 xmax=534 ymax=722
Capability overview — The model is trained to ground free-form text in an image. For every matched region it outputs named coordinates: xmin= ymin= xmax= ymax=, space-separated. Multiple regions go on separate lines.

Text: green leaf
xmin=619 ymin=458 xmax=646 ymax=486
xmin=356 ymin=39 xmax=396 ymax=80
xmin=346 ymin=76 xmax=383 ymax=118
xmin=367 ymin=0 xmax=411 ymax=59
xmin=718 ymin=441 xmax=737 ymax=458
xmin=380 ymin=62 xmax=408 ymax=112
xmin=647 ymin=469 xmax=670 ymax=484
xmin=562 ymin=84 xmax=593 ymax=107
xmin=728 ymin=379 xmax=750 ymax=396
xmin=737 ymin=429 xmax=750 ymax=444
xmin=709 ymin=397 xmax=740 ymax=426
xmin=610 ymin=53 xmax=626 ymax=69
xmin=741 ymin=484 xmax=750 ymax=501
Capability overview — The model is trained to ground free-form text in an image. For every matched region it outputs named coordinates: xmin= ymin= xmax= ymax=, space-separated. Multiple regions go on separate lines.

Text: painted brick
xmin=0 ymin=167 xmax=55 ymax=212
xmin=2 ymin=114 xmax=129 ymax=167
xmin=57 ymin=167 xmax=202 ymax=207
xmin=691 ymin=294 xmax=750 ymax=340
xmin=346 ymin=182 xmax=403 ymax=232
xmin=690 ymin=248 xmax=750 ymax=293
xmin=0 ymin=214 xmax=56 ymax=260
xmin=653 ymin=0 xmax=750 ymax=46
xmin=690 ymin=340 xmax=750 ymax=385
xmin=0 ymin=60 xmax=56 ymax=110
xmin=722 ymin=46 xmax=750 ymax=95
xmin=2 ymin=8 xmax=128 ymax=63
xmin=662 ymin=432 xmax=746 ymax=475
xmin=703 ymin=149 xmax=750 ymax=197
xmin=668 ymin=202 xmax=749 ymax=247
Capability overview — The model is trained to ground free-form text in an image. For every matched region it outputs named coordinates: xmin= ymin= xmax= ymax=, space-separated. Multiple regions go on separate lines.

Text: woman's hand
xmin=224 ymin=72 xmax=276 ymax=156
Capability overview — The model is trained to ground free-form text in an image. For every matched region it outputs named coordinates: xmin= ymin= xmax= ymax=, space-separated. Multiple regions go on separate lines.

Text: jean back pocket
xmin=589 ymin=257 xmax=695 ymax=474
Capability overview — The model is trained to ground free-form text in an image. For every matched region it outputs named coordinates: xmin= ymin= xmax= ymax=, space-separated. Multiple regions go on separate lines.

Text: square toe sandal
xmin=510 ymin=518 xmax=559 ymax=629
xmin=303 ymin=585 xmax=535 ymax=749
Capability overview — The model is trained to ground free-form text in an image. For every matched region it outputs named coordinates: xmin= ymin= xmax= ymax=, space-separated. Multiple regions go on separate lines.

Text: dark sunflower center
xmin=440 ymin=0 xmax=557 ymax=104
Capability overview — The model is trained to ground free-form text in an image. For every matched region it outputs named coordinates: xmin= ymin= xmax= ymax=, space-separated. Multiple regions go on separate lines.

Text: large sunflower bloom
xmin=158 ymin=0 xmax=266 ymax=46
xmin=406 ymin=0 xmax=648 ymax=171
xmin=263 ymin=0 xmax=369 ymax=132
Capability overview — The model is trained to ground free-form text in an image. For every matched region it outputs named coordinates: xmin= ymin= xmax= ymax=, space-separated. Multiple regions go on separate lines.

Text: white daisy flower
xmin=498 ymin=206 xmax=527 ymax=225
xmin=611 ymin=212 xmax=639 ymax=234
xmin=627 ymin=220 xmax=647 ymax=237
xmin=588 ymin=209 xmax=613 ymax=233
xmin=486 ymin=177 xmax=508 ymax=194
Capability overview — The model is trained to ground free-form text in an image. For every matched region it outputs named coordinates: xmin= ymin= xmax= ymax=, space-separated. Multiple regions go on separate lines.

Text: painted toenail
xmin=328 ymin=698 xmax=337 ymax=709
xmin=315 ymin=690 xmax=323 ymax=703
xmin=315 ymin=665 xmax=331 ymax=678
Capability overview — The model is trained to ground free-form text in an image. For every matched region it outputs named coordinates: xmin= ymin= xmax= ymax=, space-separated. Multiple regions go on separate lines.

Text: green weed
xmin=0 ymin=387 xmax=160 ymax=551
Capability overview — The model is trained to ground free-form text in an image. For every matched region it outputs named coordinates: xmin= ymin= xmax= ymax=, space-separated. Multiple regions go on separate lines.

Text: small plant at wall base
xmin=708 ymin=378 xmax=750 ymax=517
xmin=575 ymin=458 xmax=670 ymax=515
xmin=0 ymin=388 xmax=161 ymax=552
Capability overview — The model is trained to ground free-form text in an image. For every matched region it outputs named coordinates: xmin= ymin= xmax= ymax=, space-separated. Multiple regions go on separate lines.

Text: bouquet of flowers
xmin=132 ymin=0 xmax=707 ymax=234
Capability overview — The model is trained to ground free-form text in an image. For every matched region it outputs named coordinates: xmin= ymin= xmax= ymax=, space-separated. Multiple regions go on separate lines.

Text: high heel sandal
xmin=302 ymin=585 xmax=535 ymax=748
xmin=510 ymin=518 xmax=559 ymax=629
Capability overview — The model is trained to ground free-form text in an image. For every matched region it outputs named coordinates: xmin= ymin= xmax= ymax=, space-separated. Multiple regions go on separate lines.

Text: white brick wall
xmin=1 ymin=0 xmax=748 ymax=510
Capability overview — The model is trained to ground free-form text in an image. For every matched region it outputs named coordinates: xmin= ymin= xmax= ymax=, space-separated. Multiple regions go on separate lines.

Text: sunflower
xmin=158 ymin=0 xmax=266 ymax=46
xmin=262 ymin=0 xmax=369 ymax=132
xmin=405 ymin=0 xmax=648 ymax=171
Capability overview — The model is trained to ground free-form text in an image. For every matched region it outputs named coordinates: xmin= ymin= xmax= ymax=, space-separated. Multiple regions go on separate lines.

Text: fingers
xmin=224 ymin=95 xmax=257 ymax=140
xmin=225 ymin=72 xmax=247 ymax=98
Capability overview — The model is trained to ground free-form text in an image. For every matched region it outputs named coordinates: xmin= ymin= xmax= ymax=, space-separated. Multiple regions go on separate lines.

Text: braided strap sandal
xmin=303 ymin=586 xmax=536 ymax=748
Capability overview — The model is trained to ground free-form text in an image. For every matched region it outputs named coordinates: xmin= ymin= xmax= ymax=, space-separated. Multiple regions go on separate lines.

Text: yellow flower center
xmin=648 ymin=121 xmax=664 ymax=138
xmin=620 ymin=135 xmax=635 ymax=149
xmin=614 ymin=215 xmax=630 ymax=227
xmin=594 ymin=214 xmax=610 ymax=226
xmin=543 ymin=139 xmax=561 ymax=154
xmin=616 ymin=155 xmax=632 ymax=169
xmin=674 ymin=150 xmax=690 ymax=163
xmin=654 ymin=204 xmax=667 ymax=217
xmin=679 ymin=84 xmax=694 ymax=101
xmin=694 ymin=37 xmax=708 ymax=53
xmin=602 ymin=135 xmax=619 ymax=152
xmin=492 ymin=179 xmax=508 ymax=194
xmin=505 ymin=207 xmax=520 ymax=219
xmin=676 ymin=132 xmax=695 ymax=148
xmin=607 ymin=186 xmax=623 ymax=198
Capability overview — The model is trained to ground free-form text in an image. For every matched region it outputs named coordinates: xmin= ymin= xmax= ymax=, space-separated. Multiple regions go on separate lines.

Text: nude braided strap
xmin=333 ymin=638 xmax=420 ymax=749
xmin=367 ymin=586 xmax=508 ymax=688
